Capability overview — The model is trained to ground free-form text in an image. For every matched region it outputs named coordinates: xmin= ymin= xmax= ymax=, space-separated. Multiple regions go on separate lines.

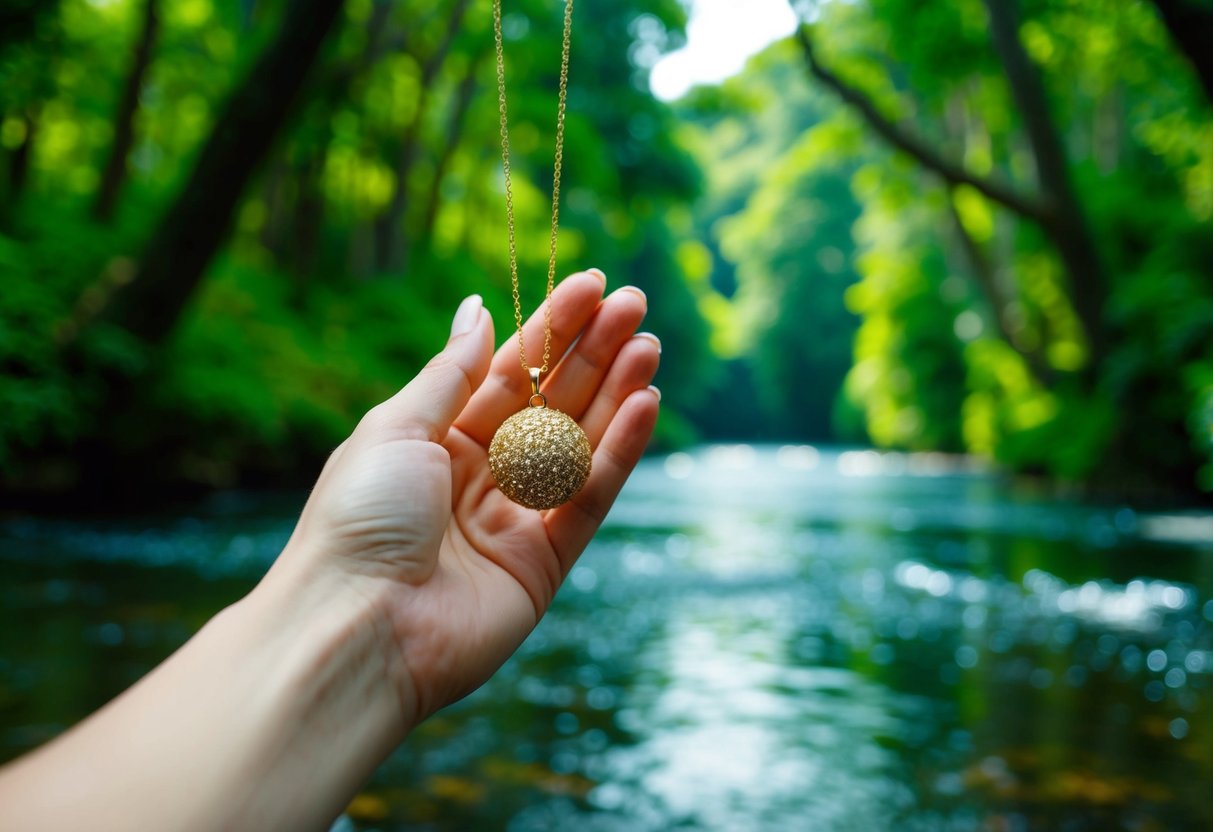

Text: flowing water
xmin=2 ymin=445 xmax=1211 ymax=830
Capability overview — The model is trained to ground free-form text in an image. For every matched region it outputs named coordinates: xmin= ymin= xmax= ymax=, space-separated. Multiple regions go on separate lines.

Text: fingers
xmin=455 ymin=271 xmax=607 ymax=446
xmin=577 ymin=334 xmax=661 ymax=447
xmin=544 ymin=387 xmax=660 ymax=575
xmin=357 ymin=295 xmax=495 ymax=445
xmin=541 ymin=287 xmax=648 ymax=421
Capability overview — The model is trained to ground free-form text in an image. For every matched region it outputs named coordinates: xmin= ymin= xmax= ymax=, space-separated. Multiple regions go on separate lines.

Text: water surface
xmin=2 ymin=445 xmax=1211 ymax=830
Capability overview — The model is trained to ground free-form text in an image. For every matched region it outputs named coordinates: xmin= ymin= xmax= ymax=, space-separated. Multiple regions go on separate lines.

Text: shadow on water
xmin=2 ymin=445 xmax=1211 ymax=830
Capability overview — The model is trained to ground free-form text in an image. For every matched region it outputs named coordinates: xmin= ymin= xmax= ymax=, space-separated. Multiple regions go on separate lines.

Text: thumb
xmin=359 ymin=295 xmax=494 ymax=444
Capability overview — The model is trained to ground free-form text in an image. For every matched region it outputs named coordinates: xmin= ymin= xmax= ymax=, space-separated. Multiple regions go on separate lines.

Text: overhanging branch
xmin=944 ymin=188 xmax=1054 ymax=385
xmin=795 ymin=25 xmax=1053 ymax=226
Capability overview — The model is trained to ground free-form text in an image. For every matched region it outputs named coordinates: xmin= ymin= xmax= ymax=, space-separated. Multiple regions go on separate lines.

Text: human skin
xmin=0 ymin=270 xmax=661 ymax=831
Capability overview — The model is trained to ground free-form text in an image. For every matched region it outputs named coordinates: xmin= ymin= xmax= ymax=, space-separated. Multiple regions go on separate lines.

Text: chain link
xmin=493 ymin=0 xmax=574 ymax=377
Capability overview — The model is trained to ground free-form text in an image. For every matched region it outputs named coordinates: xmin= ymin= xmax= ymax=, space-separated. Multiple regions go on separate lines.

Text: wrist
xmin=205 ymin=564 xmax=416 ymax=827
xmin=244 ymin=561 xmax=419 ymax=734
xmin=0 ymin=556 xmax=419 ymax=832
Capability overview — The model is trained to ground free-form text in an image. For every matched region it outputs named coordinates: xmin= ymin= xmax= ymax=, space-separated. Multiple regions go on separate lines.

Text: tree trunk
xmin=0 ymin=1 xmax=61 ymax=51
xmin=373 ymin=0 xmax=473 ymax=274
xmin=374 ymin=83 xmax=431 ymax=272
xmin=796 ymin=6 xmax=1105 ymax=382
xmin=257 ymin=154 xmax=291 ymax=261
xmin=263 ymin=0 xmax=391 ymax=279
xmin=93 ymin=0 xmax=160 ymax=223
xmin=5 ymin=108 xmax=36 ymax=203
xmin=945 ymin=189 xmax=1052 ymax=384
xmin=982 ymin=0 xmax=1107 ymax=371
xmin=1147 ymin=0 xmax=1213 ymax=105
xmin=794 ymin=26 xmax=1050 ymax=224
xmin=421 ymin=54 xmax=482 ymax=241
xmin=290 ymin=142 xmax=328 ymax=281
xmin=101 ymin=0 xmax=347 ymax=346
xmin=1092 ymin=85 xmax=1123 ymax=174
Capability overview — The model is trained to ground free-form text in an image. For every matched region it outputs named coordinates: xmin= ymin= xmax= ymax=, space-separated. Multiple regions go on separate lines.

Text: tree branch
xmin=102 ymin=0 xmax=347 ymax=345
xmin=4 ymin=107 xmax=37 ymax=204
xmin=944 ymin=189 xmax=1053 ymax=384
xmin=981 ymin=0 xmax=1106 ymax=368
xmin=421 ymin=50 xmax=486 ymax=240
xmin=375 ymin=0 xmax=474 ymax=272
xmin=93 ymin=0 xmax=160 ymax=222
xmin=797 ymin=11 xmax=1106 ymax=380
xmin=794 ymin=25 xmax=1052 ymax=226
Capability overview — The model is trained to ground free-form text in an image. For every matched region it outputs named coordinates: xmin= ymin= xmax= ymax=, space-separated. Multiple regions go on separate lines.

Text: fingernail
xmin=635 ymin=332 xmax=662 ymax=354
xmin=647 ymin=384 xmax=662 ymax=402
xmin=586 ymin=267 xmax=606 ymax=283
xmin=450 ymin=294 xmax=482 ymax=338
xmin=617 ymin=285 xmax=646 ymax=304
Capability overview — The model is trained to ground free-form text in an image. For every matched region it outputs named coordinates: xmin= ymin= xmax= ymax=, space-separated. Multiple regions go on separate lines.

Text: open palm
xmin=274 ymin=271 xmax=659 ymax=727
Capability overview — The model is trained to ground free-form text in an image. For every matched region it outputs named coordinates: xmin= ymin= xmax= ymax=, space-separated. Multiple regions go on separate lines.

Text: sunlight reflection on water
xmin=485 ymin=445 xmax=1213 ymax=831
xmin=1 ymin=444 xmax=1211 ymax=830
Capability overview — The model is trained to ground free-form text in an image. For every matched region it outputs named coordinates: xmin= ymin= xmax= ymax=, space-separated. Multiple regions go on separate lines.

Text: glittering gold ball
xmin=488 ymin=405 xmax=592 ymax=510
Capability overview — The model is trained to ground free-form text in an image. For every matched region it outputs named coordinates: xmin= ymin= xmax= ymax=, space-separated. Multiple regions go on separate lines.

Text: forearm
xmin=0 ymin=275 xmax=655 ymax=830
xmin=0 ymin=566 xmax=413 ymax=832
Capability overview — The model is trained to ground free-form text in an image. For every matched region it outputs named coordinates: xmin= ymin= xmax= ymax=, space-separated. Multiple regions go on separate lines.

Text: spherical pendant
xmin=489 ymin=404 xmax=592 ymax=510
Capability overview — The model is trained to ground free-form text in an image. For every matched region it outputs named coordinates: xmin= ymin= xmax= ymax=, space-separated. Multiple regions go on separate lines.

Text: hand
xmin=271 ymin=271 xmax=660 ymax=728
xmin=0 ymin=271 xmax=658 ymax=832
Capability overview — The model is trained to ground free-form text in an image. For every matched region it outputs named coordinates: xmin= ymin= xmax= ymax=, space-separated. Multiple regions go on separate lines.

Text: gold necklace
xmin=487 ymin=0 xmax=591 ymax=511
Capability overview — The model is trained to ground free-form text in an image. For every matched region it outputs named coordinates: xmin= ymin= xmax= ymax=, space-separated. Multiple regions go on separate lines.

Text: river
xmin=2 ymin=444 xmax=1211 ymax=830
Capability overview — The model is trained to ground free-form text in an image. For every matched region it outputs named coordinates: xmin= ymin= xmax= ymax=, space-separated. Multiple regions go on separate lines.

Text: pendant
xmin=488 ymin=368 xmax=592 ymax=510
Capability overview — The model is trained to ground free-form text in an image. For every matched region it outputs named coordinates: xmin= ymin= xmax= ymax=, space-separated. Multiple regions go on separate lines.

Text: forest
xmin=2 ymin=0 xmax=1212 ymax=501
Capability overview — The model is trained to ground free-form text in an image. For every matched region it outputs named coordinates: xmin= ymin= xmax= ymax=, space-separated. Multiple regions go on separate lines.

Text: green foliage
xmin=717 ymin=128 xmax=864 ymax=440
xmin=802 ymin=0 xmax=1213 ymax=491
xmin=0 ymin=0 xmax=712 ymax=490
xmin=147 ymin=259 xmax=467 ymax=483
xmin=0 ymin=200 xmax=147 ymax=469
xmin=4 ymin=0 xmax=1213 ymax=497
xmin=679 ymin=0 xmax=1213 ymax=493
xmin=845 ymin=168 xmax=969 ymax=451
xmin=963 ymin=338 xmax=1115 ymax=477
xmin=679 ymin=38 xmax=867 ymax=441
xmin=0 ymin=237 xmax=80 ymax=467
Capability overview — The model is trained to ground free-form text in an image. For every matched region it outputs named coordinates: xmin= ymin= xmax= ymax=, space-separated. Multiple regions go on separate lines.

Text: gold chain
xmin=493 ymin=0 xmax=574 ymax=376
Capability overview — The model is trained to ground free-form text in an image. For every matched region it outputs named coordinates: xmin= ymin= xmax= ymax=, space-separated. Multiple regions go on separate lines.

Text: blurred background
xmin=2 ymin=0 xmax=1213 ymax=829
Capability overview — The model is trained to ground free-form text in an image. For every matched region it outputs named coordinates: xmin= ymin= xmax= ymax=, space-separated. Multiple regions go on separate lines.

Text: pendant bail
xmin=528 ymin=367 xmax=547 ymax=408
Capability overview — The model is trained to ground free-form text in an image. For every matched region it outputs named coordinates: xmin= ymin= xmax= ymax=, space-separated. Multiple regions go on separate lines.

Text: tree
xmin=0 ymin=0 xmax=715 ymax=493
xmin=794 ymin=0 xmax=1107 ymax=379
xmin=421 ymin=50 xmax=486 ymax=241
xmin=92 ymin=0 xmax=160 ymax=222
xmin=373 ymin=0 xmax=474 ymax=273
xmin=101 ymin=0 xmax=348 ymax=346
xmin=980 ymin=0 xmax=1105 ymax=365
